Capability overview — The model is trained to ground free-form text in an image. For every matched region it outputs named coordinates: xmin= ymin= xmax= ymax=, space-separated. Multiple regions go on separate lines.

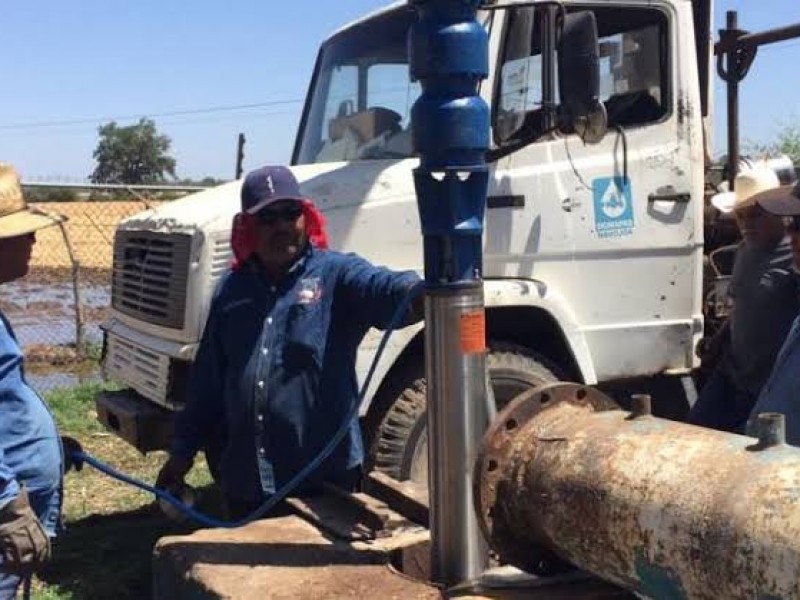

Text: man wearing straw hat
xmin=746 ymin=177 xmax=800 ymax=445
xmin=0 ymin=164 xmax=80 ymax=599
xmin=690 ymin=166 xmax=799 ymax=433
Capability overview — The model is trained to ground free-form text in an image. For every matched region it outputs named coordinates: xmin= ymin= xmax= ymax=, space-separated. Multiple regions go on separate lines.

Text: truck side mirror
xmin=558 ymin=11 xmax=607 ymax=144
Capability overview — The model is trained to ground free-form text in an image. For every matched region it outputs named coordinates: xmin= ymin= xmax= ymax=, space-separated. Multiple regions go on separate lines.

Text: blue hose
xmin=73 ymin=281 xmax=424 ymax=529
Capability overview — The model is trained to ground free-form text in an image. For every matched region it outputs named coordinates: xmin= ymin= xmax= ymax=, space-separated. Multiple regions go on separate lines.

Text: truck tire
xmin=369 ymin=343 xmax=560 ymax=483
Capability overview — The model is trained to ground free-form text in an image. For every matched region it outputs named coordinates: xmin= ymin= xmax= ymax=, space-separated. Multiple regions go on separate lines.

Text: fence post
xmin=57 ymin=221 xmax=85 ymax=360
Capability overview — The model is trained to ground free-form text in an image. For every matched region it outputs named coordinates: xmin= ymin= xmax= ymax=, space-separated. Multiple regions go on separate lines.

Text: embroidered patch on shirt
xmin=297 ymin=277 xmax=323 ymax=304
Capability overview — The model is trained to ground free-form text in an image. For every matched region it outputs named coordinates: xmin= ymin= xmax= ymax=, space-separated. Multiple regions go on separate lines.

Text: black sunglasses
xmin=789 ymin=215 xmax=800 ymax=231
xmin=256 ymin=205 xmax=303 ymax=226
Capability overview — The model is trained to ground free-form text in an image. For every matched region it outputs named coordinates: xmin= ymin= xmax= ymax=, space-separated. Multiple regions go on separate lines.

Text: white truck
xmin=97 ymin=0 xmax=716 ymax=483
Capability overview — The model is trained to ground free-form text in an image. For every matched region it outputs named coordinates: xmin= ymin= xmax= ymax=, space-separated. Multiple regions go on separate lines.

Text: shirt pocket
xmin=220 ymin=300 xmax=266 ymax=362
xmin=281 ymin=302 xmax=324 ymax=371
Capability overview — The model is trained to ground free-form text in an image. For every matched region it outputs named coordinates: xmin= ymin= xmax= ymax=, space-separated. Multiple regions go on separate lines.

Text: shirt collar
xmin=246 ymin=243 xmax=314 ymax=287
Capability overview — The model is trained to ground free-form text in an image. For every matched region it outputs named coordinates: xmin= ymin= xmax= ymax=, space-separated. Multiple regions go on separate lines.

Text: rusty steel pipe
xmin=474 ymin=383 xmax=800 ymax=600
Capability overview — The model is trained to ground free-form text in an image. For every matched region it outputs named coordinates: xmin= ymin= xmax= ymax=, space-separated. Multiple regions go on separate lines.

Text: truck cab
xmin=98 ymin=0 xmax=709 ymax=484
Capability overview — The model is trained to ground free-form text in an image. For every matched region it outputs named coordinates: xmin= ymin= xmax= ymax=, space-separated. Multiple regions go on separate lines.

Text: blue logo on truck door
xmin=593 ymin=176 xmax=634 ymax=238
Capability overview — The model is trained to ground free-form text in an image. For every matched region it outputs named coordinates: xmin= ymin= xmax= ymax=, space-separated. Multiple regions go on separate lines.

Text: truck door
xmin=487 ymin=2 xmax=703 ymax=381
xmin=485 ymin=6 xmax=578 ymax=286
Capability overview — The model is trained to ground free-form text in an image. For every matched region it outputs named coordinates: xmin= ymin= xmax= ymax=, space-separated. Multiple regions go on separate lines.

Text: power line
xmin=0 ymin=107 xmax=301 ymax=137
xmin=0 ymin=82 xmax=421 ymax=132
xmin=147 ymin=109 xmax=298 ymax=127
xmin=0 ymin=98 xmax=304 ymax=131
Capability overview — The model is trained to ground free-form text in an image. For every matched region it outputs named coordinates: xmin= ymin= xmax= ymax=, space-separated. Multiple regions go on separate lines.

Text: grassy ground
xmin=29 ymin=382 xmax=218 ymax=600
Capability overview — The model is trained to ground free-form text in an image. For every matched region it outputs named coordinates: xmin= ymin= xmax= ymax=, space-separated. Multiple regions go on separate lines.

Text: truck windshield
xmin=294 ymin=7 xmax=420 ymax=165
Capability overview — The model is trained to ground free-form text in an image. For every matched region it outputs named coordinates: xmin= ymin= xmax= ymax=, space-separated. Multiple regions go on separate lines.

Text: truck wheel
xmin=370 ymin=343 xmax=560 ymax=483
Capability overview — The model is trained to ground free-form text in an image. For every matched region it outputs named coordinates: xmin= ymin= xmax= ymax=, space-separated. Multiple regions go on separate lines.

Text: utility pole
xmin=235 ymin=133 xmax=246 ymax=179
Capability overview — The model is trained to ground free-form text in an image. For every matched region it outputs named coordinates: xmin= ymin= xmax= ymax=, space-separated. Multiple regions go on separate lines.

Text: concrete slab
xmin=153 ymin=515 xmax=441 ymax=600
xmin=153 ymin=515 xmax=632 ymax=599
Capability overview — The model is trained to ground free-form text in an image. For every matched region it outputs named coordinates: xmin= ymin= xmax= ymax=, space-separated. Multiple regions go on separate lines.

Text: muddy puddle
xmin=1 ymin=278 xmax=110 ymax=390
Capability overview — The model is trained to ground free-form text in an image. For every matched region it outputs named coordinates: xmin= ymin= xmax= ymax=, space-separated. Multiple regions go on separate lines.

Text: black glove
xmin=156 ymin=455 xmax=193 ymax=493
xmin=60 ymin=436 xmax=84 ymax=473
xmin=0 ymin=488 xmax=51 ymax=574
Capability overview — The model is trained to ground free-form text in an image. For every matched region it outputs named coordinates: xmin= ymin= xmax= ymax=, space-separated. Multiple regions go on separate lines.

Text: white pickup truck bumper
xmin=101 ymin=318 xmax=197 ymax=410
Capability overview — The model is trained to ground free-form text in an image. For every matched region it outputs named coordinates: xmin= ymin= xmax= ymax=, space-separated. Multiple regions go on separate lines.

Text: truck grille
xmin=104 ymin=334 xmax=171 ymax=406
xmin=103 ymin=333 xmax=190 ymax=409
xmin=210 ymin=237 xmax=233 ymax=287
xmin=112 ymin=231 xmax=191 ymax=329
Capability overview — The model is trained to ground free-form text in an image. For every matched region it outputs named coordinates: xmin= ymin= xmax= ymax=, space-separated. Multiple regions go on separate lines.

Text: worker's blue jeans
xmin=688 ymin=364 xmax=756 ymax=434
xmin=0 ymin=573 xmax=30 ymax=600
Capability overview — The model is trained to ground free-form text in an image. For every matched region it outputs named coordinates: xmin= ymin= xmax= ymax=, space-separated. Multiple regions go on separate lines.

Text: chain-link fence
xmin=1 ymin=198 xmax=168 ymax=391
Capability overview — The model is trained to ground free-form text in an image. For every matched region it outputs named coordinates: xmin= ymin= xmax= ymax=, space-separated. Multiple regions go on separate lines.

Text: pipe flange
xmin=474 ymin=382 xmax=619 ymax=574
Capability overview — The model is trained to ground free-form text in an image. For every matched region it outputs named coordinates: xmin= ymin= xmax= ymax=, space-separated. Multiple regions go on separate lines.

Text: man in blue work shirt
xmin=0 ymin=164 xmax=81 ymax=599
xmin=157 ymin=165 xmax=422 ymax=518
xmin=746 ymin=179 xmax=800 ymax=444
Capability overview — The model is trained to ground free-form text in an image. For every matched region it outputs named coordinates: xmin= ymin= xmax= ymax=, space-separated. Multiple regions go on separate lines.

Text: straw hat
xmin=711 ymin=166 xmax=781 ymax=214
xmin=0 ymin=163 xmax=64 ymax=239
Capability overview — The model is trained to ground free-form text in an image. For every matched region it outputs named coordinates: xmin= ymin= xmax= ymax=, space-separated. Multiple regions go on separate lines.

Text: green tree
xmin=745 ymin=124 xmax=800 ymax=168
xmin=24 ymin=187 xmax=79 ymax=202
xmin=775 ymin=125 xmax=800 ymax=167
xmin=90 ymin=118 xmax=177 ymax=184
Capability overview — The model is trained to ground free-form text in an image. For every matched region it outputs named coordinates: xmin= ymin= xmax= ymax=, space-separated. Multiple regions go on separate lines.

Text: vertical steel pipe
xmin=425 ymin=286 xmax=490 ymax=582
xmin=725 ymin=11 xmax=740 ymax=190
xmin=409 ymin=0 xmax=491 ymax=586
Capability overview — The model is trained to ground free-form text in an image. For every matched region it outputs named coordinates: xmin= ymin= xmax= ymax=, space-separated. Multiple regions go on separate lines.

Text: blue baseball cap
xmin=241 ymin=165 xmax=305 ymax=214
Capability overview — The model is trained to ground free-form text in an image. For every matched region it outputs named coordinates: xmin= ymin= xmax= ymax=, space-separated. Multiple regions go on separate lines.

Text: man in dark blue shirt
xmin=747 ymin=179 xmax=800 ymax=444
xmin=157 ymin=166 xmax=422 ymax=518
xmin=691 ymin=167 xmax=799 ymax=433
xmin=0 ymin=164 xmax=80 ymax=599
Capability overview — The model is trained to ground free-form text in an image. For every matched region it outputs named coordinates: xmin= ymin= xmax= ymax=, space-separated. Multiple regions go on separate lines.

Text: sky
xmin=1 ymin=0 xmax=799 ymax=182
